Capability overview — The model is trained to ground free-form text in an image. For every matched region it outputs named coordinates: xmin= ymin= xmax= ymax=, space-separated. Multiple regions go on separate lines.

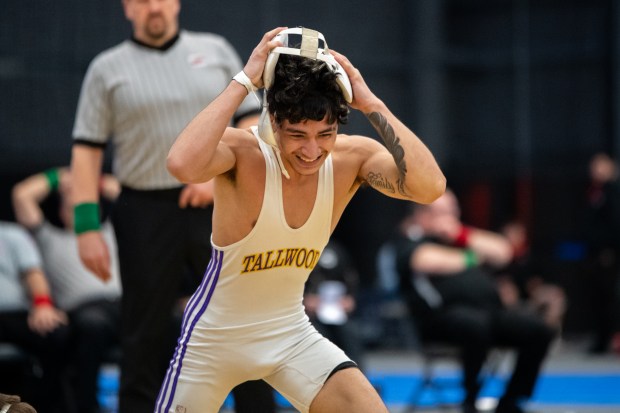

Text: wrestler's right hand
xmin=243 ymin=27 xmax=287 ymax=89
xmin=77 ymin=231 xmax=112 ymax=282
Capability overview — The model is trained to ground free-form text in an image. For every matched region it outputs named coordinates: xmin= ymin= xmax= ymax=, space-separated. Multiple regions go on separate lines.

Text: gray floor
xmin=364 ymin=338 xmax=620 ymax=374
xmin=221 ymin=338 xmax=620 ymax=413
xmin=367 ymin=339 xmax=620 ymax=413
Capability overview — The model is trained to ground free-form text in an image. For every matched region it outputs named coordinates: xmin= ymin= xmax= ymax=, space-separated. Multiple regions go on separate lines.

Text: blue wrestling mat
xmin=97 ymin=366 xmax=620 ymax=411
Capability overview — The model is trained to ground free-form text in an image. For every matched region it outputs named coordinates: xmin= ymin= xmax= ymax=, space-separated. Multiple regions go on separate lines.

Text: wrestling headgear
xmin=257 ymin=27 xmax=353 ymax=149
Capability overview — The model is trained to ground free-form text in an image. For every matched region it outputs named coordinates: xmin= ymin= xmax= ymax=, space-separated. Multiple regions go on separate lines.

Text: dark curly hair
xmin=266 ymin=54 xmax=349 ymax=126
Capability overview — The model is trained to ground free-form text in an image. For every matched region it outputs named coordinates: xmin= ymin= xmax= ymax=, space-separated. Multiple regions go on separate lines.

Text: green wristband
xmin=463 ymin=249 xmax=478 ymax=268
xmin=74 ymin=202 xmax=101 ymax=234
xmin=43 ymin=168 xmax=60 ymax=191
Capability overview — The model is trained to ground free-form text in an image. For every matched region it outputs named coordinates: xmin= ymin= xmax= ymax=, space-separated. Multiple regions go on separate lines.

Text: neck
xmin=131 ymin=30 xmax=180 ymax=50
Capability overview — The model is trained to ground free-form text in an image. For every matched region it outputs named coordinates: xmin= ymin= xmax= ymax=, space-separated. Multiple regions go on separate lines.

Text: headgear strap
xmin=299 ymin=28 xmax=319 ymax=58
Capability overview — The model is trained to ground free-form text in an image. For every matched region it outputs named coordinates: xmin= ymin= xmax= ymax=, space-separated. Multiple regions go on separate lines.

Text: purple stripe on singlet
xmin=154 ymin=248 xmax=223 ymax=413
xmin=154 ymin=254 xmax=215 ymax=413
xmin=177 ymin=251 xmax=218 ymax=336
xmin=154 ymin=252 xmax=216 ymax=413
xmin=155 ymin=248 xmax=222 ymax=413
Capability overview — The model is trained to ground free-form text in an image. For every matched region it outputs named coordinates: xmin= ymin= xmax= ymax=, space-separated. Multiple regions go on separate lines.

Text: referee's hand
xmin=77 ymin=231 xmax=112 ymax=282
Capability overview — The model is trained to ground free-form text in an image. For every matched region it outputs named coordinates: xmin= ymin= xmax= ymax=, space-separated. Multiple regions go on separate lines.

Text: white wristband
xmin=1 ymin=403 xmax=11 ymax=413
xmin=232 ymin=71 xmax=258 ymax=94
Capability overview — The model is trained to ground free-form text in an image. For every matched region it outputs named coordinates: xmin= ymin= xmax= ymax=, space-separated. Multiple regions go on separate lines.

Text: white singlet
xmin=155 ymin=130 xmax=354 ymax=413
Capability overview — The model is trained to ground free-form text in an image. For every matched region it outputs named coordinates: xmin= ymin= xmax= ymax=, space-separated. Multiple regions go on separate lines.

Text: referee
xmin=69 ymin=1 xmax=263 ymax=413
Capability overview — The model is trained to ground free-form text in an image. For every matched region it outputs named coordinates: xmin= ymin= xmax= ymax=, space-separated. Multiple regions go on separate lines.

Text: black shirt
xmin=391 ymin=232 xmax=502 ymax=317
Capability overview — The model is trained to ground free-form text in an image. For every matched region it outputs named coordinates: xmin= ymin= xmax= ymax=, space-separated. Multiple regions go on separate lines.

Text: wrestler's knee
xmin=309 ymin=368 xmax=387 ymax=413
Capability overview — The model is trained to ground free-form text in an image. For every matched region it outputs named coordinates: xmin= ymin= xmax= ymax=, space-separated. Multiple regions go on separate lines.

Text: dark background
xmin=1 ymin=0 xmax=617 ymax=335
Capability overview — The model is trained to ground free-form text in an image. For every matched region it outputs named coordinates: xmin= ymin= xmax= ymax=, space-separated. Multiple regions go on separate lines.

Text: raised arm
xmin=411 ymin=213 xmax=514 ymax=275
xmin=12 ymin=168 xmax=67 ymax=229
xmin=411 ymin=228 xmax=514 ymax=275
xmin=332 ymin=51 xmax=446 ymax=204
xmin=167 ymin=27 xmax=287 ymax=184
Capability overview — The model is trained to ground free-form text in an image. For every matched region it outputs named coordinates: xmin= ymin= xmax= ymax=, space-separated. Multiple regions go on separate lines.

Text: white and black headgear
xmin=257 ymin=27 xmax=353 ymax=178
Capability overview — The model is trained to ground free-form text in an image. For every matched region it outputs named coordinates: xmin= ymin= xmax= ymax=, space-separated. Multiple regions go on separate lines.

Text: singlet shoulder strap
xmin=250 ymin=126 xmax=282 ymax=216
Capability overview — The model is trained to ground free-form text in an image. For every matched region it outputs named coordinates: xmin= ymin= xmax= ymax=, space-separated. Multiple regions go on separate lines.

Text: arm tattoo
xmin=366 ymin=172 xmax=395 ymax=193
xmin=366 ymin=112 xmax=408 ymax=196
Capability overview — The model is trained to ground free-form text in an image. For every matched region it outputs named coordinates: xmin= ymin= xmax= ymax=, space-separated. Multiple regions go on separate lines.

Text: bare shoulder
xmin=218 ymin=126 xmax=266 ymax=181
xmin=334 ymin=133 xmax=383 ymax=154
xmin=332 ymin=133 xmax=384 ymax=166
xmin=221 ymin=126 xmax=260 ymax=151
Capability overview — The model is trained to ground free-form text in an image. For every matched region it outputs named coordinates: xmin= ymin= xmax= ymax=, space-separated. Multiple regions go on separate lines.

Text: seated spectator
xmin=389 ymin=188 xmax=557 ymax=413
xmin=495 ymin=220 xmax=566 ymax=330
xmin=12 ymin=167 xmax=122 ymax=413
xmin=303 ymin=240 xmax=364 ymax=370
xmin=0 ymin=220 xmax=70 ymax=413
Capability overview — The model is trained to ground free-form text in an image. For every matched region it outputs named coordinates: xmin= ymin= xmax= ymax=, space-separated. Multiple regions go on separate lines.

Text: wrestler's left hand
xmin=179 ymin=181 xmax=214 ymax=208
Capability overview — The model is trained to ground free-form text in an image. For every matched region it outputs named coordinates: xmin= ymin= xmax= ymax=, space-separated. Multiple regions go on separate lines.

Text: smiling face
xmin=274 ymin=116 xmax=338 ymax=177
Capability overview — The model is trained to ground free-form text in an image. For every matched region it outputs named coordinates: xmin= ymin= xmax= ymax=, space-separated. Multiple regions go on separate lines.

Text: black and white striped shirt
xmin=73 ymin=30 xmax=260 ymax=190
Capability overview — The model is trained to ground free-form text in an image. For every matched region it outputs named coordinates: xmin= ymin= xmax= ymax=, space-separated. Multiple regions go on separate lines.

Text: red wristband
xmin=454 ymin=226 xmax=470 ymax=247
xmin=33 ymin=295 xmax=53 ymax=307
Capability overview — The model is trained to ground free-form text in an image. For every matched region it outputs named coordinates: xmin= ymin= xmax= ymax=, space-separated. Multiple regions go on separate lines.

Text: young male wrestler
xmin=156 ymin=27 xmax=445 ymax=413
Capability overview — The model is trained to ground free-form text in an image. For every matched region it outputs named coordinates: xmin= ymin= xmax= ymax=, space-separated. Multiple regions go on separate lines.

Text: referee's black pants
xmin=112 ymin=187 xmax=213 ymax=413
xmin=67 ymin=298 xmax=121 ymax=413
xmin=112 ymin=187 xmax=275 ymax=413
